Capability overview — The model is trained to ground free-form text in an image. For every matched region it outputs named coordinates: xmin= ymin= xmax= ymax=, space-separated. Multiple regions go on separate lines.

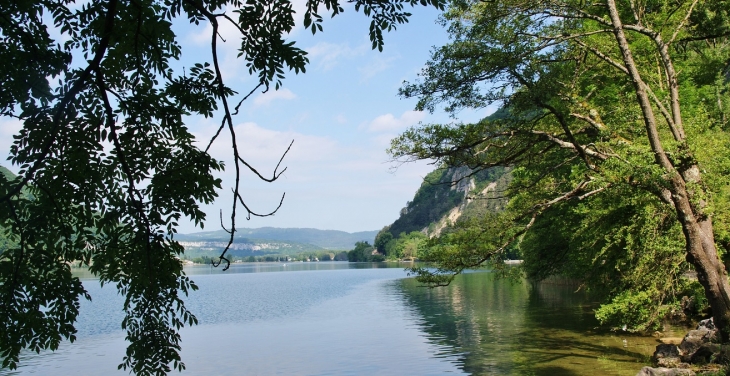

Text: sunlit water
xmin=1 ymin=263 xmax=666 ymax=375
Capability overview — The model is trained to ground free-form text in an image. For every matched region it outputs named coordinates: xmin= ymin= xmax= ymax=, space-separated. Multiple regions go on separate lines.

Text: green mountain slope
xmin=0 ymin=165 xmax=14 ymax=180
xmin=234 ymin=227 xmax=377 ymax=248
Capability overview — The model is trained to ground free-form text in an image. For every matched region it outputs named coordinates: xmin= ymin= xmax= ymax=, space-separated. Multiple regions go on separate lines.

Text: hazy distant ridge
xmin=176 ymin=227 xmax=378 ymax=250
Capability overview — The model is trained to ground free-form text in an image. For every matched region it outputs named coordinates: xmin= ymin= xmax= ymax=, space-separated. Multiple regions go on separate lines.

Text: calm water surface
xmin=1 ymin=262 xmax=663 ymax=375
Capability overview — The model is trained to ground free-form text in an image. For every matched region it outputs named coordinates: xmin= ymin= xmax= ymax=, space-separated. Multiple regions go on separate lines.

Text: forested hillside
xmin=374 ymin=165 xmax=510 ymax=259
xmin=386 ymin=166 xmax=508 ymax=237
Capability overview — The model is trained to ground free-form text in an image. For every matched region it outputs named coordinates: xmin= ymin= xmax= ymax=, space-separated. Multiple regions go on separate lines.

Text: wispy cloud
xmin=306 ymin=42 xmax=368 ymax=71
xmin=253 ymin=88 xmax=297 ymax=107
xmin=196 ymin=121 xmax=339 ymax=180
xmin=366 ymin=111 xmax=424 ymax=133
xmin=358 ymin=55 xmax=398 ymax=82
xmin=186 ymin=117 xmax=436 ymax=232
xmin=334 ymin=114 xmax=348 ymax=124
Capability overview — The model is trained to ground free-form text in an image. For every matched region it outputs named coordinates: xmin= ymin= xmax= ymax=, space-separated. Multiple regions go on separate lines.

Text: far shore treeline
xmin=182 ymin=240 xmax=385 ymax=264
xmin=185 ymin=250 xmax=350 ymax=264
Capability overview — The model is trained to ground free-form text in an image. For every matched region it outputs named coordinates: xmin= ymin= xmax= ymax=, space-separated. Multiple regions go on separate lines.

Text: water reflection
xmin=398 ymin=271 xmax=657 ymax=376
xmin=1 ymin=265 xmax=659 ymax=375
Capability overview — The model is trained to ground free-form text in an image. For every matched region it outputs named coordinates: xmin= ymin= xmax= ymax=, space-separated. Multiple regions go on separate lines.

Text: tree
xmin=390 ymin=0 xmax=730 ymax=336
xmin=0 ymin=0 xmax=445 ymax=373
xmin=386 ymin=230 xmax=426 ymax=259
xmin=373 ymin=228 xmax=393 ymax=254
xmin=347 ymin=241 xmax=375 ymax=262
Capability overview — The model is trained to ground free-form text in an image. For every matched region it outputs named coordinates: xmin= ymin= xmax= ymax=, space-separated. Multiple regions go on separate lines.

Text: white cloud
xmin=358 ymin=55 xmax=397 ymax=82
xmin=184 ymin=116 xmax=438 ymax=233
xmin=253 ymin=88 xmax=297 ymax=107
xmin=334 ymin=114 xmax=347 ymax=124
xmin=196 ymin=121 xmax=339 ymax=178
xmin=372 ymin=133 xmax=398 ymax=149
xmin=232 ymin=122 xmax=337 ymax=164
xmin=366 ymin=111 xmax=425 ymax=133
xmin=306 ymin=42 xmax=368 ymax=71
xmin=187 ymin=23 xmax=213 ymax=46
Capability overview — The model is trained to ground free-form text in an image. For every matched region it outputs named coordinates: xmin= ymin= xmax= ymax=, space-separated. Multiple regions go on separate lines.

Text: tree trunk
xmin=606 ymin=0 xmax=730 ymax=340
xmin=679 ymin=199 xmax=730 ymax=341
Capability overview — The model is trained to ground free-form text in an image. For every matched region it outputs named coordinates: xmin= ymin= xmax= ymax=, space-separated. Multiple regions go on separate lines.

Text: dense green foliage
xmin=0 ymin=0 xmax=445 ymax=373
xmin=377 ymin=230 xmax=427 ymax=259
xmin=390 ymin=0 xmax=730 ymax=331
xmin=347 ymin=241 xmax=385 ymax=262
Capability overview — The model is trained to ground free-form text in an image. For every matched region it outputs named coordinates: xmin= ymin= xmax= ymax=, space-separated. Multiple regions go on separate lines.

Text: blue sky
xmin=1 ymin=2 xmax=493 ymax=234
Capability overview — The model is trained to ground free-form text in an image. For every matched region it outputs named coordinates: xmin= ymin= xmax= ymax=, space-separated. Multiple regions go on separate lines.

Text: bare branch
xmin=578 ymin=186 xmax=607 ymax=200
xmin=204 ymin=82 xmax=265 ymax=154
xmin=628 ymin=0 xmax=642 ymax=25
xmin=606 ymin=0 xmax=675 ymax=175
xmin=237 ymin=140 xmax=293 ymax=182
xmin=669 ymin=0 xmax=699 ymax=45
xmin=235 ymin=190 xmax=285 ymax=220
xmin=219 ymin=209 xmax=231 ymax=234
xmin=526 ymin=129 xmax=608 ymax=161
xmin=570 ymin=112 xmax=605 ymax=131
xmin=528 ymin=29 xmax=613 ymax=42
xmin=183 ymin=0 xmax=291 ymax=270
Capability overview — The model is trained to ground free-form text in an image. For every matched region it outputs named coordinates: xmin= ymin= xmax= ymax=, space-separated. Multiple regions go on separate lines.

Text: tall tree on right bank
xmin=390 ymin=0 xmax=730 ymax=336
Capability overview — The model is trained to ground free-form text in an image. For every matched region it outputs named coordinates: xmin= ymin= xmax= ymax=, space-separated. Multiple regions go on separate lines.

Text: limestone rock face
xmin=653 ymin=344 xmax=681 ymax=368
xmin=648 ymin=318 xmax=721 ymax=374
xmin=697 ymin=318 xmax=715 ymax=331
xmin=678 ymin=319 xmax=719 ymax=362
xmin=635 ymin=367 xmax=695 ymax=376
xmin=688 ymin=343 xmax=720 ymax=365
xmin=654 ymin=343 xmax=680 ymax=358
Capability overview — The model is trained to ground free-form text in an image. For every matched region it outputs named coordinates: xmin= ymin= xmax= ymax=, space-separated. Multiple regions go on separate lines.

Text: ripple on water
xmin=2 ymin=266 xmax=665 ymax=376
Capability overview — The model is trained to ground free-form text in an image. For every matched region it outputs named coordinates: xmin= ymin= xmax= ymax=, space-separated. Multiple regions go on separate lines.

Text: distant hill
xmin=176 ymin=227 xmax=378 ymax=250
xmin=176 ymin=237 xmax=325 ymax=258
xmin=0 ymin=165 xmax=14 ymax=180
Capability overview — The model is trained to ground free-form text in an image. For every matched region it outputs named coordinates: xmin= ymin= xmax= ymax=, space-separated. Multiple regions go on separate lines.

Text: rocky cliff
xmin=381 ymin=165 xmax=510 ymax=239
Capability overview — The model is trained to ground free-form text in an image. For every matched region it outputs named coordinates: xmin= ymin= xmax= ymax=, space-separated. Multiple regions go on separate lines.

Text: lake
xmin=0 ymin=262 xmax=664 ymax=375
